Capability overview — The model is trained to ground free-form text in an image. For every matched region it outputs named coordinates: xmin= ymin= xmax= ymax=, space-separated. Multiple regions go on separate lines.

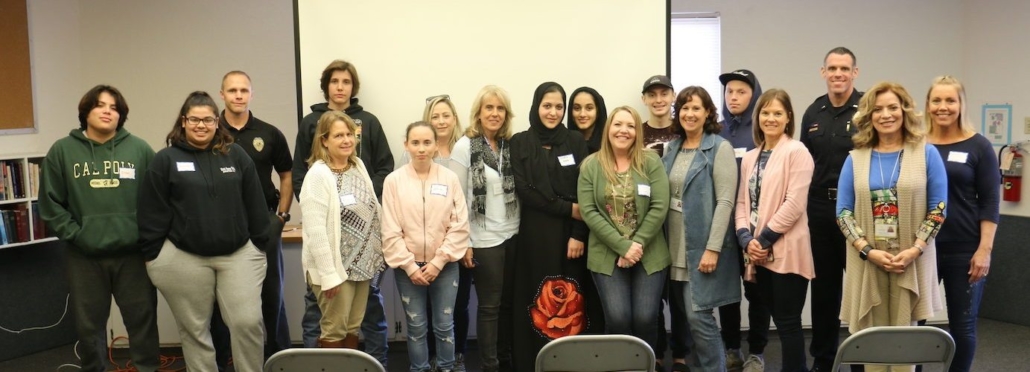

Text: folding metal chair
xmin=535 ymin=334 xmax=656 ymax=372
xmin=832 ymin=326 xmax=956 ymax=371
xmin=264 ymin=348 xmax=386 ymax=372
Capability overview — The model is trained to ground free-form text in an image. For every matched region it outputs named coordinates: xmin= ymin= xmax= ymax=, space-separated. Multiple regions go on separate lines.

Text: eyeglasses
xmin=184 ymin=116 xmax=218 ymax=126
xmin=426 ymin=94 xmax=450 ymax=104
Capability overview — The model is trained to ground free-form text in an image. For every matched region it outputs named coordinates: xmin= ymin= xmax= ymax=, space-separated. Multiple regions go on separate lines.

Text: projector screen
xmin=295 ymin=0 xmax=669 ymax=160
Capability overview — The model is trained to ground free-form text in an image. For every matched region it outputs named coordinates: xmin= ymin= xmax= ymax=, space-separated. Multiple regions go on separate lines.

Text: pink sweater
xmin=381 ymin=163 xmax=470 ymax=275
xmin=735 ymin=137 xmax=815 ymax=281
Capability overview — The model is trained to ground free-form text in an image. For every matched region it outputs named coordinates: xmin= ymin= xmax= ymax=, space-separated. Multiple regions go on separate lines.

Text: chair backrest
xmin=264 ymin=348 xmax=386 ymax=372
xmin=535 ymin=334 xmax=656 ymax=372
xmin=832 ymin=326 xmax=955 ymax=370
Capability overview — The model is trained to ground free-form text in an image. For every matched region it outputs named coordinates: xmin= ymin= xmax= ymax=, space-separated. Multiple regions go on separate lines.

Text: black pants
xmin=66 ymin=248 xmax=160 ymax=372
xmin=717 ymin=242 xmax=770 ymax=354
xmin=755 ymin=266 xmax=809 ymax=372
xmin=808 ymin=196 xmax=853 ymax=370
xmin=212 ymin=211 xmax=291 ymax=369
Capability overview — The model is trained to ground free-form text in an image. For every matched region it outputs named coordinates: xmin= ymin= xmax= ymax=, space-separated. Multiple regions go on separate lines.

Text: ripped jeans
xmin=395 ymin=262 xmax=459 ymax=372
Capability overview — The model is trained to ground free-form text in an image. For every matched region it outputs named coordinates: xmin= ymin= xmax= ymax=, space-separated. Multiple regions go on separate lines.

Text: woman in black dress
xmin=509 ymin=82 xmax=602 ymax=370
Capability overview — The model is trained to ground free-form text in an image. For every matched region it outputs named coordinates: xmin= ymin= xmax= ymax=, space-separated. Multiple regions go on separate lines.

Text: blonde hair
xmin=307 ymin=111 xmax=360 ymax=168
xmin=851 ymin=82 xmax=924 ymax=149
xmin=925 ymin=75 xmax=973 ymax=136
xmin=466 ymin=85 xmax=514 ymax=140
xmin=423 ymin=96 xmax=463 ymax=151
xmin=592 ymin=106 xmax=649 ymax=185
xmin=751 ymin=89 xmax=796 ymax=147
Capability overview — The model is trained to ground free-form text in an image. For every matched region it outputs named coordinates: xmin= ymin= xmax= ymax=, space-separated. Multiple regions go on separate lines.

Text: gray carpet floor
xmin=2 ymin=318 xmax=1026 ymax=371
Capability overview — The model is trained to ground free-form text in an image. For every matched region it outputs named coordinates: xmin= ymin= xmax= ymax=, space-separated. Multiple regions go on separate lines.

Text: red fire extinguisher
xmin=1001 ymin=146 xmax=1023 ymax=202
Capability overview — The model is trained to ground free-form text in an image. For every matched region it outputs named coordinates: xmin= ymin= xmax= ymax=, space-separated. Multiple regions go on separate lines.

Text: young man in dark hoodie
xmin=716 ymin=69 xmax=771 ymax=372
xmin=39 ymin=85 xmax=160 ymax=372
xmin=799 ymin=47 xmax=862 ymax=372
xmin=292 ymin=60 xmax=394 ymax=363
xmin=208 ymin=71 xmax=293 ymax=369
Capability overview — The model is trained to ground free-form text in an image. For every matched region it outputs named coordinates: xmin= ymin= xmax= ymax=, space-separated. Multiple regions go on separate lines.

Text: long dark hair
xmin=165 ymin=91 xmax=234 ymax=154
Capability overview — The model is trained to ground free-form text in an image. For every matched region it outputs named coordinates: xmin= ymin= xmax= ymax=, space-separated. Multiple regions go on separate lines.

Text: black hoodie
xmin=566 ymin=87 xmax=608 ymax=154
xmin=292 ymin=98 xmax=394 ymax=200
xmin=137 ymin=142 xmax=269 ymax=260
xmin=719 ymin=75 xmax=764 ymax=151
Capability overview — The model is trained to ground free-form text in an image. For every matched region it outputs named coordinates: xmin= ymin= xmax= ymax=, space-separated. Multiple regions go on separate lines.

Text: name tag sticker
xmin=670 ymin=198 xmax=683 ymax=212
xmin=734 ymin=148 xmax=747 ymax=159
xmin=491 ymin=183 xmax=503 ymax=195
xmin=176 ymin=162 xmax=195 ymax=172
xmin=340 ymin=194 xmax=357 ymax=206
xmin=430 ymin=183 xmax=448 ymax=196
xmin=118 ymin=168 xmax=135 ymax=179
xmin=637 ymin=184 xmax=651 ymax=197
xmin=947 ymin=151 xmax=968 ymax=163
xmin=558 ymin=154 xmax=576 ymax=167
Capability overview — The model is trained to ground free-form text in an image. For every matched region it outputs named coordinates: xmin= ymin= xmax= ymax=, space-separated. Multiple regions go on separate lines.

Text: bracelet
xmin=912 ymin=245 xmax=924 ymax=255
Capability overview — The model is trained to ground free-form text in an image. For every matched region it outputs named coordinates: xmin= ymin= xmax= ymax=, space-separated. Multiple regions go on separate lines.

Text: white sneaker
xmin=742 ymin=354 xmax=764 ymax=372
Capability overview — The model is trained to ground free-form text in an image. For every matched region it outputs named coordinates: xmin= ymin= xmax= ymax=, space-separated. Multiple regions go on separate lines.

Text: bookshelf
xmin=0 ymin=154 xmax=56 ymax=249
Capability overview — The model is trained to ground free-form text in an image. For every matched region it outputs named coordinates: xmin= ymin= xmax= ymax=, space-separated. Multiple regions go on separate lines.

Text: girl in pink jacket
xmin=381 ymin=121 xmax=470 ymax=372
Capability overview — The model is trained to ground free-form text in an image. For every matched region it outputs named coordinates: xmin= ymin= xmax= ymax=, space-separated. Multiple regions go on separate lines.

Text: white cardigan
xmin=299 ymin=159 xmax=380 ymax=289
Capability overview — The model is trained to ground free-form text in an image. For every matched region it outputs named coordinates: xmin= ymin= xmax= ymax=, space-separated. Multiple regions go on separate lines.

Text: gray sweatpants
xmin=146 ymin=239 xmax=266 ymax=372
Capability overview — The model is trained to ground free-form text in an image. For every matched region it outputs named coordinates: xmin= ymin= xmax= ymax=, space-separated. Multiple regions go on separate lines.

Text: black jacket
xmin=138 ymin=142 xmax=270 ymax=260
xmin=292 ymin=99 xmax=394 ymax=200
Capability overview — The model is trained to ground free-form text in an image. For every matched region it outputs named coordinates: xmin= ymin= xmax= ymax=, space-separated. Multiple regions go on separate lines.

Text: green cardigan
xmin=578 ymin=151 xmax=671 ymax=275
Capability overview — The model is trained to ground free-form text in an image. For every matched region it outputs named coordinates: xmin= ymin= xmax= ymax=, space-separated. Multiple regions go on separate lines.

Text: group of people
xmin=38 ymin=46 xmax=997 ymax=372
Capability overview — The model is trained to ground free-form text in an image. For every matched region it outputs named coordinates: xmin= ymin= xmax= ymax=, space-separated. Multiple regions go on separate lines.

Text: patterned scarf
xmin=469 ymin=136 xmax=517 ymax=223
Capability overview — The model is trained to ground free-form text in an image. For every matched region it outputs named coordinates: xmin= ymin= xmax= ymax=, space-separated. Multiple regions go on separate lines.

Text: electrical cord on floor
xmin=107 ymin=335 xmax=187 ymax=372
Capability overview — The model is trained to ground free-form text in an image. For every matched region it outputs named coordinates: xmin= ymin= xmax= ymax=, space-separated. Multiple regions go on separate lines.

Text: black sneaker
xmin=672 ymin=362 xmax=691 ymax=372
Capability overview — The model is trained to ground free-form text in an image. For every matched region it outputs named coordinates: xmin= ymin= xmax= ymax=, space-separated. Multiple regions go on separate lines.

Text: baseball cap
xmin=641 ymin=75 xmax=674 ymax=94
xmin=719 ymin=69 xmax=757 ymax=89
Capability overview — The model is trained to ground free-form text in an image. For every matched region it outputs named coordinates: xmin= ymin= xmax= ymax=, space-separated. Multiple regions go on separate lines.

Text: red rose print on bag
xmin=529 ymin=276 xmax=586 ymax=339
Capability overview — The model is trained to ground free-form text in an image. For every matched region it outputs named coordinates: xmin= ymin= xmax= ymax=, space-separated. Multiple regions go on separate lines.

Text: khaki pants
xmin=309 ymin=275 xmax=370 ymax=342
xmin=865 ymin=243 xmax=916 ymax=372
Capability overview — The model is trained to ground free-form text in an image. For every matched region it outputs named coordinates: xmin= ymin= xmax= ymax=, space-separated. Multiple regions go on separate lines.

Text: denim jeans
xmin=302 ymin=271 xmax=389 ymax=365
xmin=592 ymin=264 xmax=668 ymax=351
xmin=395 ymin=262 xmax=460 ymax=372
xmin=667 ymin=281 xmax=694 ymax=360
xmin=754 ymin=266 xmax=809 ymax=372
xmin=937 ymin=250 xmax=985 ymax=372
xmin=672 ymin=280 xmax=719 ymax=370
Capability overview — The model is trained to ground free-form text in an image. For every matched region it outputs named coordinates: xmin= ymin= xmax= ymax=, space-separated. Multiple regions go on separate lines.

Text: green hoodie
xmin=39 ymin=128 xmax=155 ymax=256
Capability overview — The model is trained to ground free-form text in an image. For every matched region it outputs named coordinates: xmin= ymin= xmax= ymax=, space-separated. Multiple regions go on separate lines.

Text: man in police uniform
xmin=799 ymin=47 xmax=863 ymax=372
xmin=210 ymin=70 xmax=293 ymax=368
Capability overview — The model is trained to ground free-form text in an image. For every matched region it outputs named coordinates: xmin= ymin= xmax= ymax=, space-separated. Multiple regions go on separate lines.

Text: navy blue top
xmin=933 ymin=134 xmax=1001 ymax=248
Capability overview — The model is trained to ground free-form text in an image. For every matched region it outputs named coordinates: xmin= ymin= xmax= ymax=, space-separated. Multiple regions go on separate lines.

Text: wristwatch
xmin=276 ymin=211 xmax=291 ymax=222
xmin=859 ymin=245 xmax=873 ymax=261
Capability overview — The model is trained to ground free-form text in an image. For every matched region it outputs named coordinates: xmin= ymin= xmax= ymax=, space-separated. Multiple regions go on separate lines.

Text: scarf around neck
xmin=469 ymin=135 xmax=517 ymax=222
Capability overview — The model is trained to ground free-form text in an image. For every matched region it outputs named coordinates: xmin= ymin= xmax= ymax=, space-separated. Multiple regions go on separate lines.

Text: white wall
xmin=963 ymin=0 xmax=1030 ymax=217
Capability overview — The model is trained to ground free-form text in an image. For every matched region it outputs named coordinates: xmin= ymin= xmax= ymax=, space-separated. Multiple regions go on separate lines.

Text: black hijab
xmin=528 ymin=82 xmax=569 ymax=146
xmin=567 ymin=87 xmax=607 ymax=154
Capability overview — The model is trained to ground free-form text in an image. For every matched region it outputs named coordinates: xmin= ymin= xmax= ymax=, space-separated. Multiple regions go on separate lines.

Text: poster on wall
xmin=981 ymin=104 xmax=1012 ymax=146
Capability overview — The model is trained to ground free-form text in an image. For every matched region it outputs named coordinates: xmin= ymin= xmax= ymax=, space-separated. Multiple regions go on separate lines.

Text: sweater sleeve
xmin=366 ymin=116 xmax=395 ymax=199
xmin=758 ymin=145 xmax=813 ymax=246
xmin=578 ymin=158 xmax=632 ymax=256
xmin=706 ymin=142 xmax=738 ymax=252
xmin=38 ymin=147 xmax=81 ymax=242
xmin=137 ymin=152 xmax=173 ymax=261
xmin=834 ymin=155 xmax=864 ymax=246
xmin=631 ymin=153 xmax=671 ymax=246
xmin=380 ymin=173 xmax=418 ymax=275
xmin=449 ymin=137 xmax=471 ymax=205
xmin=292 ymin=116 xmax=315 ymax=201
xmin=299 ymin=169 xmax=345 ymax=288
xmin=917 ymin=145 xmax=948 ymax=242
xmin=975 ymin=137 xmax=1001 ymax=223
xmin=431 ymin=175 xmax=471 ymax=270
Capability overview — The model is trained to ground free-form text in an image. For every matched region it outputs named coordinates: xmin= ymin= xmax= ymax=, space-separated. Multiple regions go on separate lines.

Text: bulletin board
xmin=0 ymin=0 xmax=36 ymax=135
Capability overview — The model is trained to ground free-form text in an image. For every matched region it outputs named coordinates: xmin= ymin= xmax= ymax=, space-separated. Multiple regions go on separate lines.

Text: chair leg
xmin=342 ymin=334 xmax=360 ymax=349
xmin=317 ymin=338 xmax=346 ymax=348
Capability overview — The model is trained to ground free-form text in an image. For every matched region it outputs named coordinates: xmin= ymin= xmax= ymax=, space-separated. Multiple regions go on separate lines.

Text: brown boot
xmin=341 ymin=334 xmax=360 ymax=349
xmin=316 ymin=338 xmax=346 ymax=348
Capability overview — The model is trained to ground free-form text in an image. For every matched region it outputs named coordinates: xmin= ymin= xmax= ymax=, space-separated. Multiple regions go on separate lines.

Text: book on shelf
xmin=0 ymin=210 xmax=7 ymax=245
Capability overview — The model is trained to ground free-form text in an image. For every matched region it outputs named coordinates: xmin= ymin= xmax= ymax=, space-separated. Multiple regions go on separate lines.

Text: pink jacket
xmin=381 ymin=163 xmax=470 ymax=275
xmin=735 ymin=137 xmax=815 ymax=281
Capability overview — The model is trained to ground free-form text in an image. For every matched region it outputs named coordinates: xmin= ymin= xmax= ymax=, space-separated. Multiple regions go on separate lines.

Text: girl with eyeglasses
xmin=138 ymin=91 xmax=270 ymax=372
